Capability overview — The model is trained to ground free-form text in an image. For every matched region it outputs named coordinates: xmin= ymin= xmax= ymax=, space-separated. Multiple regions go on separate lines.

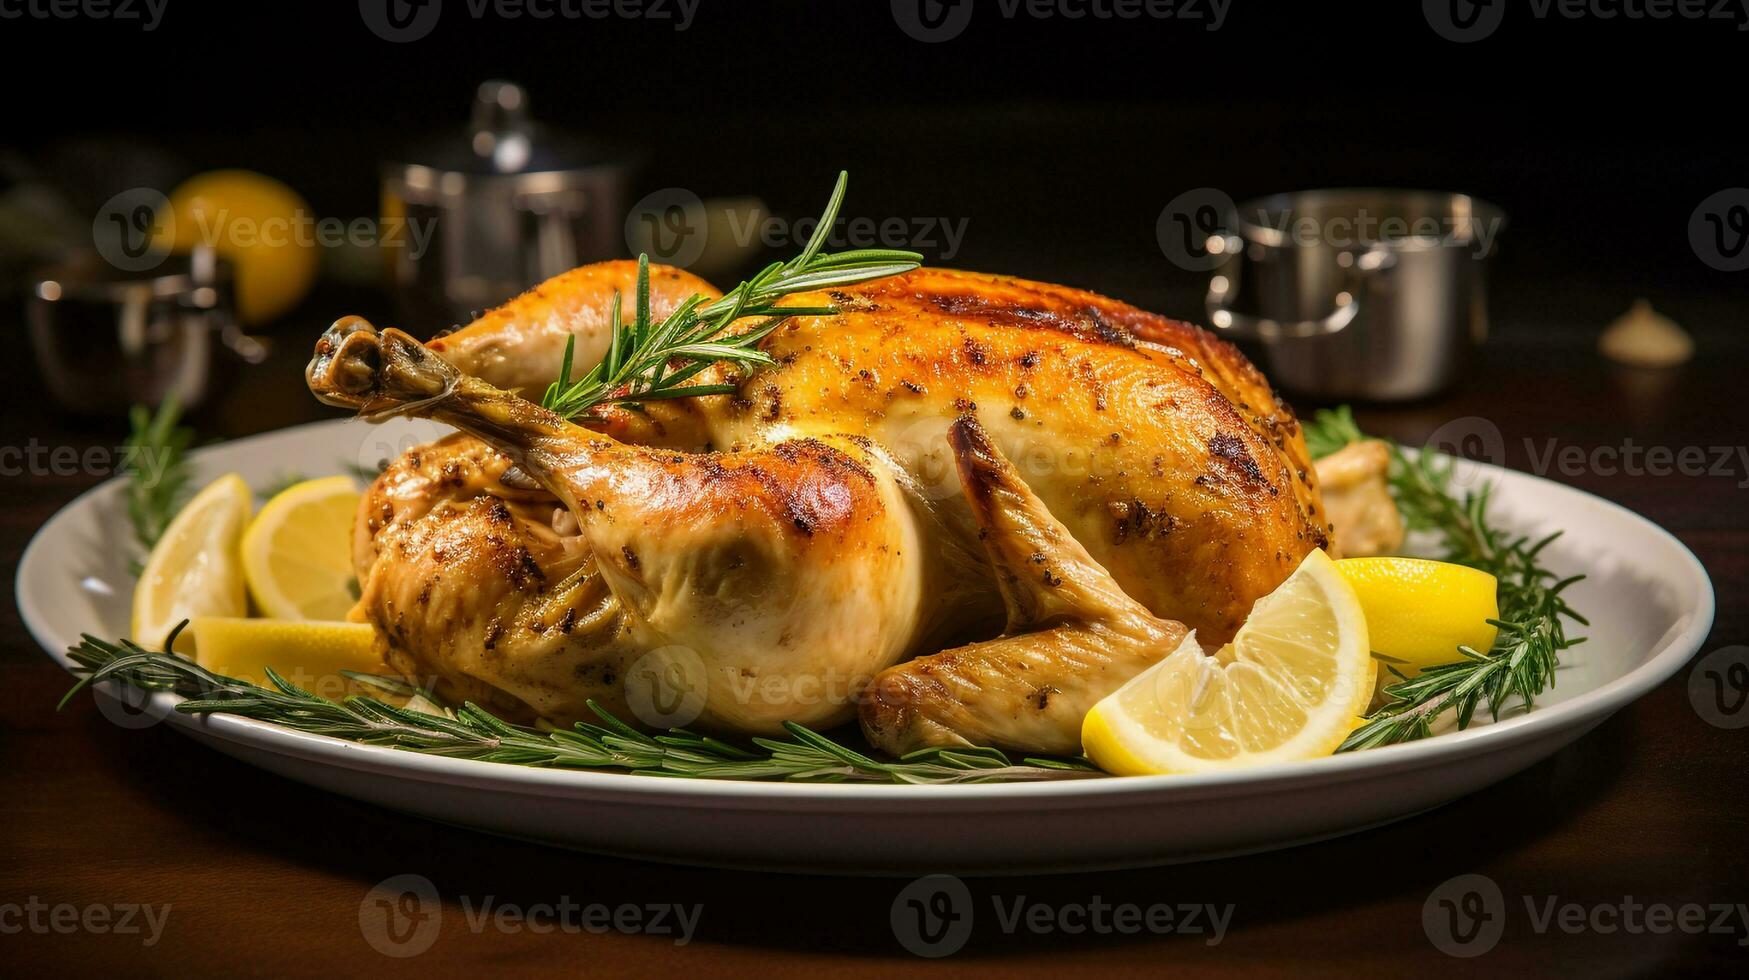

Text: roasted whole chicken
xmin=309 ymin=260 xmax=1377 ymax=755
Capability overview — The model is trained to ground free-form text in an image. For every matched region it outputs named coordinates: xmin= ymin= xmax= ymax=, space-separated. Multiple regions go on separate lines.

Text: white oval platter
xmin=17 ymin=419 xmax=1715 ymax=874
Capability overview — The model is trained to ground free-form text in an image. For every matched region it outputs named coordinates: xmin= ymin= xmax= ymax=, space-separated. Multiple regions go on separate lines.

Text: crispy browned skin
xmin=348 ymin=433 xmax=633 ymax=723
xmin=313 ymin=319 xmax=947 ymax=733
xmin=704 ymin=268 xmax=1326 ymax=643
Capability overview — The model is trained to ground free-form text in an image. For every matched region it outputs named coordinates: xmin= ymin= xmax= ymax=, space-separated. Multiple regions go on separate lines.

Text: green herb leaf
xmin=1303 ymin=405 xmax=1367 ymax=459
xmin=1337 ymin=427 xmax=1588 ymax=751
xmin=540 ymin=172 xmax=922 ymax=422
xmin=58 ymin=629 xmax=1095 ymax=785
xmin=124 ymin=396 xmax=194 ymax=571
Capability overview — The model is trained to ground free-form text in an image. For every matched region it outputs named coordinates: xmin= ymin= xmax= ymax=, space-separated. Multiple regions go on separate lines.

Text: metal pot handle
xmin=186 ymin=246 xmax=270 ymax=364
xmin=1204 ymin=237 xmax=1395 ymax=341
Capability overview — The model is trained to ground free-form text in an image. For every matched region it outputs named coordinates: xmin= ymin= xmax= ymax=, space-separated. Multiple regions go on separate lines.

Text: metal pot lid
xmin=390 ymin=80 xmax=630 ymax=178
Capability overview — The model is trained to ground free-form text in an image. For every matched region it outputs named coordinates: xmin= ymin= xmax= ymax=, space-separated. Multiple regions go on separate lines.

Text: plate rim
xmin=17 ymin=418 xmax=1717 ymax=806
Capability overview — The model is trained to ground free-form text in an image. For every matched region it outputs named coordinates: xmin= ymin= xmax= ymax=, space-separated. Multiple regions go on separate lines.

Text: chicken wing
xmin=860 ymin=417 xmax=1189 ymax=755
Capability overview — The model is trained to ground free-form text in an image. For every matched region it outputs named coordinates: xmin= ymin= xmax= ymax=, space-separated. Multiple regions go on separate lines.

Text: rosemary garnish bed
xmin=60 ymin=627 xmax=1097 ymax=785
xmin=67 ymin=404 xmax=1582 ymax=779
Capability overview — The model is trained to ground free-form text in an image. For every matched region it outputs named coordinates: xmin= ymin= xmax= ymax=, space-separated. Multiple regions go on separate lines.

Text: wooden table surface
xmin=3 ymin=316 xmax=1746 ymax=977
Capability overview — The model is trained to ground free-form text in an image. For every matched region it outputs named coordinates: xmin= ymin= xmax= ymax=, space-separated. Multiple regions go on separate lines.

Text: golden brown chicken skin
xmin=427 ymin=260 xmax=721 ymax=397
xmin=704 ymin=269 xmax=1327 ymax=643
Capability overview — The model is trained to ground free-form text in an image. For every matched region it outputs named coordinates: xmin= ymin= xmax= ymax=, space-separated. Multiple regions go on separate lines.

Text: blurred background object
xmin=1600 ymin=300 xmax=1694 ymax=368
xmin=1205 ymin=190 xmax=1504 ymax=401
xmin=29 ymin=247 xmax=262 ymax=415
xmin=0 ymin=2 xmax=1740 ymax=423
xmin=381 ymin=80 xmax=635 ymax=328
xmin=157 ymin=169 xmax=318 ymax=326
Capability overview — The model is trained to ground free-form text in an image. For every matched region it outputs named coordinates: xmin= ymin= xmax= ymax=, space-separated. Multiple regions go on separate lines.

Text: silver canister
xmin=1204 ymin=189 xmax=1505 ymax=401
xmin=29 ymin=247 xmax=265 ymax=415
xmin=381 ymin=80 xmax=634 ymax=329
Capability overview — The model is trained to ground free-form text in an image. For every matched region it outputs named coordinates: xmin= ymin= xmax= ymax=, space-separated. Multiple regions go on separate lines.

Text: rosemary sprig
xmin=1301 ymin=403 xmax=1367 ymax=459
xmin=1301 ymin=407 xmax=1590 ymax=751
xmin=59 ymin=629 xmax=1097 ymax=785
xmin=541 ymin=172 xmax=921 ymax=421
xmin=123 ymin=397 xmax=194 ymax=565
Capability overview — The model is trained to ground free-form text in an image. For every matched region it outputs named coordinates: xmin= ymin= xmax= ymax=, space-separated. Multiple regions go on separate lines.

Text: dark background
xmin=3 ymin=4 xmax=1748 ymax=975
xmin=2 ymin=0 xmax=1744 ymax=352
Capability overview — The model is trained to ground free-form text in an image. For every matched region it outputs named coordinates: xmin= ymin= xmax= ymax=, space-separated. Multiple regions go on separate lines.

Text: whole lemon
xmin=159 ymin=170 xmax=319 ymax=324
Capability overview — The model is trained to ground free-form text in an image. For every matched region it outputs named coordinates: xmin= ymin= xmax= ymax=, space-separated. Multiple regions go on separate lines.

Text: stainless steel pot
xmin=382 ymin=80 xmax=634 ymax=328
xmin=29 ymin=247 xmax=265 ymax=415
xmin=1204 ymin=189 xmax=1505 ymax=401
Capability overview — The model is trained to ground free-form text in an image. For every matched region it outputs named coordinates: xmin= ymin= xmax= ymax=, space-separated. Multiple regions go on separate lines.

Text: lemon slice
xmin=132 ymin=474 xmax=252 ymax=653
xmin=241 ymin=476 xmax=361 ymax=621
xmin=1335 ymin=557 xmax=1498 ymax=679
xmin=1082 ymin=549 xmax=1374 ymax=775
xmin=190 ymin=618 xmax=380 ymax=694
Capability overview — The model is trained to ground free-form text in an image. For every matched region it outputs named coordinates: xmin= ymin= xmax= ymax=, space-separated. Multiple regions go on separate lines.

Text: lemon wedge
xmin=1335 ymin=557 xmax=1498 ymax=680
xmin=132 ymin=473 xmax=252 ymax=653
xmin=1081 ymin=549 xmax=1374 ymax=775
xmin=190 ymin=618 xmax=381 ymax=694
xmin=241 ymin=476 xmax=361 ymax=621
